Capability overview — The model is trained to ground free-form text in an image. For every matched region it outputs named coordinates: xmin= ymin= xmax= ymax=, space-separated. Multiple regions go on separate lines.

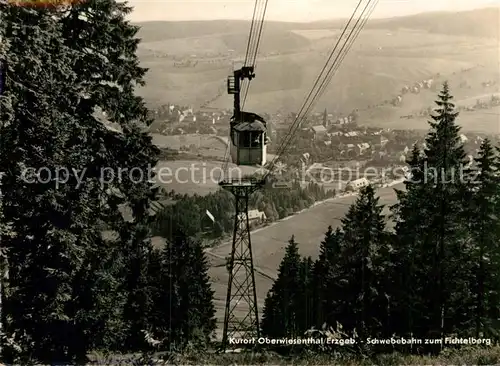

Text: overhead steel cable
xmin=313 ymin=0 xmax=378 ymax=105
xmin=265 ymin=0 xmax=377 ymax=179
xmin=240 ymin=0 xmax=264 ymax=94
xmin=265 ymin=0 xmax=366 ymax=176
xmin=250 ymin=1 xmax=267 ymax=68
xmin=218 ymin=0 xmax=268 ymax=182
xmin=243 ymin=0 xmax=260 ymax=66
xmin=269 ymin=0 xmax=365 ymax=159
xmin=242 ymin=0 xmax=268 ymax=110
xmin=272 ymin=0 xmax=377 ymax=168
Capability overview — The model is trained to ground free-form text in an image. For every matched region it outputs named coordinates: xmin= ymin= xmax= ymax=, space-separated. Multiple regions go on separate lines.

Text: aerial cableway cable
xmin=264 ymin=0 xmax=378 ymax=180
xmin=268 ymin=0 xmax=367 ymax=171
xmin=275 ymin=0 xmax=378 ymax=162
xmin=243 ymin=0 xmax=260 ymax=67
xmin=268 ymin=0 xmax=376 ymax=170
xmin=220 ymin=0 xmax=268 ymax=179
xmin=310 ymin=0 xmax=378 ymax=111
xmin=241 ymin=0 xmax=268 ymax=110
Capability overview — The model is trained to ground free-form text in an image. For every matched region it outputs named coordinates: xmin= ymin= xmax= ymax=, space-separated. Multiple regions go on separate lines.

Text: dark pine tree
xmin=297 ymin=256 xmax=315 ymax=333
xmin=0 ymin=6 xmax=100 ymax=363
xmin=261 ymin=236 xmax=304 ymax=338
xmin=390 ymin=144 xmax=430 ymax=342
xmin=153 ymin=231 xmax=216 ymax=350
xmin=313 ymin=226 xmax=343 ymax=329
xmin=391 ymin=83 xmax=472 ymax=352
xmin=56 ymin=0 xmax=161 ymax=352
xmin=421 ymin=82 xmax=472 ymax=343
xmin=470 ymin=139 xmax=500 ymax=338
xmin=335 ymin=185 xmax=391 ymax=341
xmin=0 ymin=0 xmax=161 ymax=361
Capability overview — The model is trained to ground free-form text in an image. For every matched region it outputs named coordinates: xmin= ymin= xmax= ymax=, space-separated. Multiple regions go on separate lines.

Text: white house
xmin=357 ymin=143 xmax=370 ymax=155
xmin=238 ymin=210 xmax=267 ymax=227
xmin=346 ymin=177 xmax=370 ymax=191
xmin=379 ymin=135 xmax=389 ymax=147
xmin=310 ymin=125 xmax=327 ymax=140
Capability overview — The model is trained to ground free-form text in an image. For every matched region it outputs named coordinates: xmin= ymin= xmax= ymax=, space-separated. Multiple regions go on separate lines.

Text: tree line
xmin=153 ymin=181 xmax=335 ymax=242
xmin=261 ymin=82 xmax=500 ymax=355
xmin=0 ymin=2 xmax=215 ymax=363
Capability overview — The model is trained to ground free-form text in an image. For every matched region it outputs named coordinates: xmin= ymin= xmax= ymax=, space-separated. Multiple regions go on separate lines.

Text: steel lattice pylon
xmin=220 ymin=179 xmax=263 ymax=349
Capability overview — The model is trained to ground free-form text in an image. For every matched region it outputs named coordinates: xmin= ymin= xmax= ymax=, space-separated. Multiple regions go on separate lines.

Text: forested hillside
xmin=261 ymin=83 xmax=500 ymax=356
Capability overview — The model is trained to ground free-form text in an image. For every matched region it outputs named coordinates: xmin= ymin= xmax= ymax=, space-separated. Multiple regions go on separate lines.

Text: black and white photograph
xmin=0 ymin=0 xmax=499 ymax=364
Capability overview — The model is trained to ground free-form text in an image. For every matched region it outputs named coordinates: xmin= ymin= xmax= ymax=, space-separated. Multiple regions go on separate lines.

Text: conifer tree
xmin=0 ymin=6 xmax=98 ymax=363
xmin=421 ymin=82 xmax=472 ymax=341
xmin=261 ymin=236 xmax=304 ymax=338
xmin=297 ymin=256 xmax=315 ymax=333
xmin=390 ymin=145 xmax=429 ymax=339
xmin=469 ymin=139 xmax=500 ymax=338
xmin=152 ymin=231 xmax=215 ymax=349
xmin=313 ymin=226 xmax=343 ymax=328
xmin=0 ymin=0 xmax=160 ymax=361
xmin=57 ymin=0 xmax=160 ymax=352
xmin=391 ymin=83 xmax=472 ymax=347
xmin=335 ymin=185 xmax=390 ymax=339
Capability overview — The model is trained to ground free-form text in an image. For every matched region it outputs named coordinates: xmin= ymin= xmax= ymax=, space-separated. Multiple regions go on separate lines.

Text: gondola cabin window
xmin=230 ymin=113 xmax=267 ymax=166
xmin=238 ymin=131 xmax=263 ymax=148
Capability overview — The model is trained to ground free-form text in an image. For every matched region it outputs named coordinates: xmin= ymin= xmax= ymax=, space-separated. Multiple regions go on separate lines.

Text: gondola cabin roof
xmin=233 ymin=120 xmax=266 ymax=132
xmin=231 ymin=111 xmax=267 ymax=132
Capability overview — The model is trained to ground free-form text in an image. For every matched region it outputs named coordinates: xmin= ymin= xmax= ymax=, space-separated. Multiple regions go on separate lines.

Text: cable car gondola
xmin=227 ymin=66 xmax=267 ymax=166
xmin=230 ymin=111 xmax=267 ymax=166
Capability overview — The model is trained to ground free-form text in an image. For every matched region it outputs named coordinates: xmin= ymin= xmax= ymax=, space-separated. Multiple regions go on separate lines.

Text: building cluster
xmin=290 ymin=109 xmax=390 ymax=160
xmin=149 ymin=103 xmax=281 ymax=139
xmin=149 ymin=104 xmax=232 ymax=135
xmin=149 ymin=103 xmax=494 ymax=182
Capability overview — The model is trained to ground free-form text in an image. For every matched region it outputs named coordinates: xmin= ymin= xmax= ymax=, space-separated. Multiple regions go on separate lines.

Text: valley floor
xmin=207 ymin=181 xmax=404 ymax=337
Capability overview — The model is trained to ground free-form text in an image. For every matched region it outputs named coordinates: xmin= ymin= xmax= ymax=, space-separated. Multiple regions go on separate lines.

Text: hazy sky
xmin=128 ymin=0 xmax=499 ymax=22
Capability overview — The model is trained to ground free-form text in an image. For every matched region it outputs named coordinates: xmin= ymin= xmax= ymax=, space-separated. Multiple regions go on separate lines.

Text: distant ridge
xmin=135 ymin=20 xmax=313 ymax=42
xmin=135 ymin=7 xmax=499 ymax=41
xmin=366 ymin=7 xmax=499 ymax=39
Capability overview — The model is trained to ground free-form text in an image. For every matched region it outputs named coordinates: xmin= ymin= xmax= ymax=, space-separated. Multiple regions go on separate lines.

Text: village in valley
xmin=143 ymin=72 xmax=500 ymax=199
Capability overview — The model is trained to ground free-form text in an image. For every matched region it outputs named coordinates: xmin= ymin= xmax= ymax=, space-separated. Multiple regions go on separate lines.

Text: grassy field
xmin=361 ymin=95 xmax=500 ymax=132
xmin=135 ymin=8 xmax=499 ymax=133
xmin=201 ymin=347 xmax=500 ymax=365
xmin=92 ymin=345 xmax=500 ymax=364
xmin=375 ymin=105 xmax=500 ymax=132
xmin=207 ymin=183 xmax=402 ymax=331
